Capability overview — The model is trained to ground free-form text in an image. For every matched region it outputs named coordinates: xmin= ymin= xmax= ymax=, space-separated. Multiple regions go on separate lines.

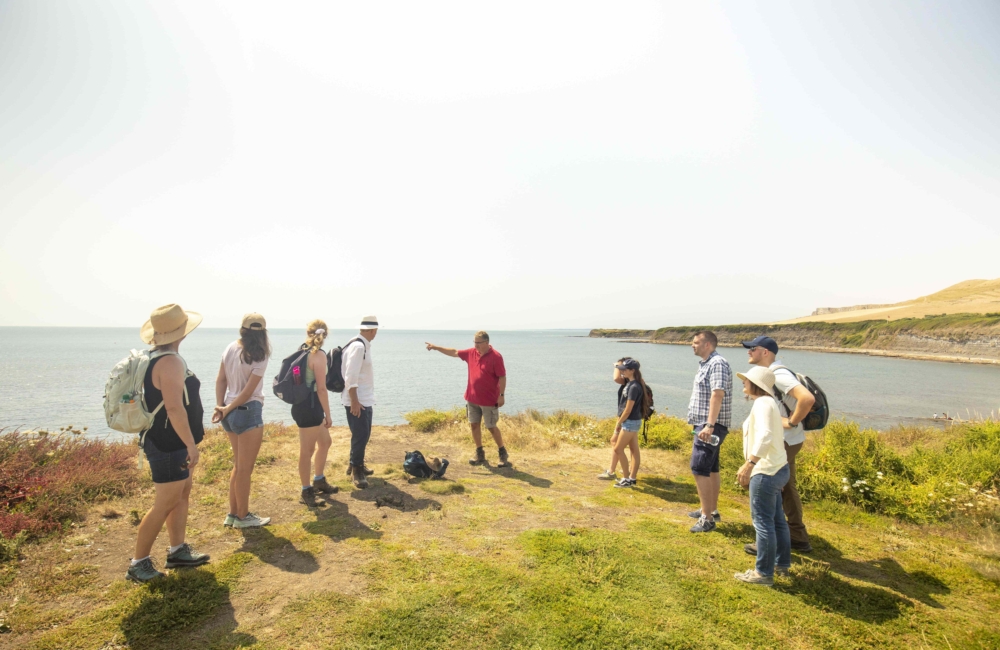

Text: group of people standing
xmin=599 ymin=330 xmax=816 ymax=587
xmin=126 ymin=304 xmax=509 ymax=583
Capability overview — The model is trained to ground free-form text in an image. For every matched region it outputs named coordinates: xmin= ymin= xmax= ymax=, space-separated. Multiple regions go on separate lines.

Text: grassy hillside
xmin=591 ymin=312 xmax=1000 ymax=360
xmin=0 ymin=414 xmax=999 ymax=648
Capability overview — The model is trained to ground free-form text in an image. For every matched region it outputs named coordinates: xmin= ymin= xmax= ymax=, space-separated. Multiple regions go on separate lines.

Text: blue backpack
xmin=403 ymin=451 xmax=449 ymax=479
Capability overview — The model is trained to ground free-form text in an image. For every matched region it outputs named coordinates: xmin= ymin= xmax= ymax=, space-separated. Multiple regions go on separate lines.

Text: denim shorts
xmin=143 ymin=437 xmax=191 ymax=484
xmin=620 ymin=419 xmax=642 ymax=433
xmin=690 ymin=424 xmax=729 ymax=477
xmin=222 ymin=400 xmax=264 ymax=434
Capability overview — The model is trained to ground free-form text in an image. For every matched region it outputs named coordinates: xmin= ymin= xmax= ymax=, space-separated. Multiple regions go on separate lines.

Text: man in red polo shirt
xmin=425 ymin=331 xmax=510 ymax=467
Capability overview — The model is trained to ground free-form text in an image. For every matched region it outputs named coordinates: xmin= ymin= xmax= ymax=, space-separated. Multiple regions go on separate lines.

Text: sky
xmin=2 ymin=0 xmax=999 ymax=330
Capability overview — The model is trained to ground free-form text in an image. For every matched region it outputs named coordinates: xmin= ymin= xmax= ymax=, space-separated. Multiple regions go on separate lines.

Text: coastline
xmin=615 ymin=338 xmax=1000 ymax=366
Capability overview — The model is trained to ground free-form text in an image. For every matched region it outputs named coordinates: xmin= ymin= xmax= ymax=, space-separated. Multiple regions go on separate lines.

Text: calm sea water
xmin=2 ymin=327 xmax=1000 ymax=439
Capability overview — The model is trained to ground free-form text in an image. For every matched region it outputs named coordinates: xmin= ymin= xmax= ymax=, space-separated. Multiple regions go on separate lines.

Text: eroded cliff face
xmin=589 ymin=318 xmax=1000 ymax=361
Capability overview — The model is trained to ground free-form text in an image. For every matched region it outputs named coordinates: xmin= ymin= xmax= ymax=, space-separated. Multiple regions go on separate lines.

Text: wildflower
xmin=841 ymin=486 xmax=850 ymax=492
xmin=841 ymin=477 xmax=849 ymax=483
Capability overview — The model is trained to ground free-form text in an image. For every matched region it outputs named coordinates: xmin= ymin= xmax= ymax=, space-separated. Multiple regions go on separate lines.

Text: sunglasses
xmin=747 ymin=347 xmax=758 ymax=353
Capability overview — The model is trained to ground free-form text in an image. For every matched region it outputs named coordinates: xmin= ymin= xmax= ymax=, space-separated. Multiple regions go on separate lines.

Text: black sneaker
xmin=688 ymin=509 xmax=721 ymax=522
xmin=312 ymin=477 xmax=339 ymax=494
xmin=469 ymin=447 xmax=486 ymax=466
xmin=300 ymin=486 xmax=323 ymax=507
xmin=352 ymin=465 xmax=369 ymax=489
xmin=497 ymin=447 xmax=511 ymax=468
xmin=790 ymin=541 xmax=813 ymax=553
xmin=165 ymin=543 xmax=209 ymax=569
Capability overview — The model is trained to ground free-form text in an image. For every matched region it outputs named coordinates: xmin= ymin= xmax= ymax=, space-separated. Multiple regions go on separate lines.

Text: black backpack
xmin=641 ymin=384 xmax=655 ymax=444
xmin=326 ymin=337 xmax=366 ymax=393
xmin=272 ymin=346 xmax=314 ymax=405
xmin=403 ymin=451 xmax=449 ymax=479
xmin=772 ymin=366 xmax=830 ymax=431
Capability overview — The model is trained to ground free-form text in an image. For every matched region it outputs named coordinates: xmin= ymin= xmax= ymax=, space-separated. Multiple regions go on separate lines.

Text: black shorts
xmin=143 ymin=437 xmax=191 ymax=484
xmin=291 ymin=395 xmax=326 ymax=428
xmin=690 ymin=424 xmax=729 ymax=477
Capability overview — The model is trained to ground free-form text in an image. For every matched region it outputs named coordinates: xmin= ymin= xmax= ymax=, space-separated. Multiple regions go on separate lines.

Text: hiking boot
xmin=312 ymin=476 xmax=339 ymax=494
xmin=688 ymin=509 xmax=721 ymax=522
xmin=126 ymin=557 xmax=164 ymax=583
xmin=300 ymin=486 xmax=323 ymax=507
xmin=468 ymin=447 xmax=486 ymax=466
xmin=223 ymin=513 xmax=236 ymax=528
xmin=346 ymin=464 xmax=374 ymax=476
xmin=232 ymin=512 xmax=271 ymax=529
xmin=776 ymin=566 xmax=790 ymax=577
xmin=689 ymin=515 xmax=716 ymax=533
xmin=497 ymin=447 xmax=511 ymax=468
xmin=734 ymin=569 xmax=773 ymax=587
xmin=744 ymin=543 xmax=757 ymax=555
xmin=352 ymin=465 xmax=369 ymax=489
xmin=791 ymin=541 xmax=813 ymax=553
xmin=165 ymin=543 xmax=209 ymax=569
xmin=597 ymin=470 xmax=617 ymax=480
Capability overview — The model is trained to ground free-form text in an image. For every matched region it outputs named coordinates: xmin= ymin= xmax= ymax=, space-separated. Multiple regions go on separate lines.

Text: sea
xmin=3 ymin=327 xmax=1000 ymax=440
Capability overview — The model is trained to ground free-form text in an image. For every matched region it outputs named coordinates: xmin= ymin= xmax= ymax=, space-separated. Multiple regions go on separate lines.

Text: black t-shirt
xmin=618 ymin=380 xmax=644 ymax=420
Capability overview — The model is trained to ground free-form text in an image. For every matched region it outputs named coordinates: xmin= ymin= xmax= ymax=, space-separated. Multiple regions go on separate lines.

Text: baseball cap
xmin=615 ymin=359 xmax=640 ymax=370
xmin=741 ymin=336 xmax=778 ymax=354
xmin=241 ymin=313 xmax=266 ymax=330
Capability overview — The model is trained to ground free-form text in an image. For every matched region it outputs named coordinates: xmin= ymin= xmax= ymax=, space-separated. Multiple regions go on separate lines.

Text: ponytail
xmin=305 ymin=319 xmax=328 ymax=353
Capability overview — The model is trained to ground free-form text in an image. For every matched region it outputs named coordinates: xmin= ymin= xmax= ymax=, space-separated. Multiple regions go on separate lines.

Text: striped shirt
xmin=687 ymin=351 xmax=733 ymax=427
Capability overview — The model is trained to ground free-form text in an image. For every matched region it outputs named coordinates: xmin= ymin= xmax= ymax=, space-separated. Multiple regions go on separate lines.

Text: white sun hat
xmin=735 ymin=366 xmax=776 ymax=397
xmin=359 ymin=315 xmax=379 ymax=330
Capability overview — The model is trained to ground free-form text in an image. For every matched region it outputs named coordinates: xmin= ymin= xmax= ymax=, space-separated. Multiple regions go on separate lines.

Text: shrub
xmin=0 ymin=429 xmax=141 ymax=551
xmin=405 ymin=409 xmax=461 ymax=433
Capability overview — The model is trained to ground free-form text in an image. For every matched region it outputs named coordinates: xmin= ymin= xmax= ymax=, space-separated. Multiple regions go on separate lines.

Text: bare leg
xmin=313 ymin=427 xmax=331 ymax=477
xmin=470 ymin=421 xmax=483 ymax=447
xmin=607 ymin=434 xmax=620 ymax=473
xmin=298 ymin=427 xmax=319 ymax=487
xmin=227 ymin=432 xmax=240 ymax=516
xmin=232 ymin=428 xmax=263 ymax=518
xmin=487 ymin=426 xmax=505 ymax=449
xmin=694 ymin=473 xmax=720 ymax=516
xmin=613 ymin=433 xmax=633 ymax=477
xmin=165 ymin=477 xmax=192 ymax=547
xmin=627 ymin=435 xmax=641 ymax=480
xmin=134 ymin=480 xmax=187 ymax=559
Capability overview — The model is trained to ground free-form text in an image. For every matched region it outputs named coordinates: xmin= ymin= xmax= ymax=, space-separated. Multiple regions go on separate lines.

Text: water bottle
xmin=693 ymin=428 xmax=720 ymax=446
xmin=292 ymin=366 xmax=302 ymax=385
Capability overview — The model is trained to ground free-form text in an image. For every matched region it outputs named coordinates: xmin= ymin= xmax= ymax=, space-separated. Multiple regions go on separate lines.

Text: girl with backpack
xmin=609 ymin=358 xmax=649 ymax=488
xmin=211 ymin=313 xmax=272 ymax=529
xmin=292 ymin=320 xmax=338 ymax=507
xmin=598 ymin=357 xmax=634 ymax=482
xmin=127 ymin=304 xmax=209 ymax=583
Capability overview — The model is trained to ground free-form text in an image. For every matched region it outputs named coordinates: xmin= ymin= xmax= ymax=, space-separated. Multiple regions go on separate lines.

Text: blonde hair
xmin=305 ymin=319 xmax=328 ymax=353
xmin=474 ymin=330 xmax=490 ymax=343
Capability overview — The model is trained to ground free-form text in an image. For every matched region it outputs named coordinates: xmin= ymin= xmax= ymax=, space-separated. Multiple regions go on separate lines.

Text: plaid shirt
xmin=687 ymin=351 xmax=733 ymax=427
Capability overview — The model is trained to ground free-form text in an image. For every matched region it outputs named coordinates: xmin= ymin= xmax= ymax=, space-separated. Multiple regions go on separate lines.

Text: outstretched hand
xmin=425 ymin=342 xmax=436 ymax=351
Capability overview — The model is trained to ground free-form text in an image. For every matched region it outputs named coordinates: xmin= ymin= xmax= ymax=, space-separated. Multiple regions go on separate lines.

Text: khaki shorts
xmin=467 ymin=402 xmax=500 ymax=429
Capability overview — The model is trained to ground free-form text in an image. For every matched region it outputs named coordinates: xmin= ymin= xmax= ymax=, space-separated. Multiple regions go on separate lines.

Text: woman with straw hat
xmin=733 ymin=365 xmax=790 ymax=587
xmin=127 ymin=304 xmax=210 ymax=583
xmin=211 ymin=313 xmax=272 ymax=530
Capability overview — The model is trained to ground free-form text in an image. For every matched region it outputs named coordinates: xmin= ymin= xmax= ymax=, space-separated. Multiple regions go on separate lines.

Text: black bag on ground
xmin=772 ymin=365 xmax=830 ymax=431
xmin=403 ymin=451 xmax=449 ymax=479
xmin=326 ymin=337 xmax=366 ymax=393
xmin=272 ymin=346 xmax=313 ymax=405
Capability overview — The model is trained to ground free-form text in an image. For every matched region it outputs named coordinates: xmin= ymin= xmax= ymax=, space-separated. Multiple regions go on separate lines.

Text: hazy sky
xmin=2 ymin=1 xmax=999 ymax=330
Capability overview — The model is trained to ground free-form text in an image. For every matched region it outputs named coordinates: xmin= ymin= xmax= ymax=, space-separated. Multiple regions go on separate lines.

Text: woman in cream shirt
xmin=733 ymin=366 xmax=790 ymax=586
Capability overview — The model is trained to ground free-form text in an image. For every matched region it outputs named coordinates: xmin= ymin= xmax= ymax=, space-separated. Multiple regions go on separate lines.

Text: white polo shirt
xmin=770 ymin=360 xmax=805 ymax=446
xmin=341 ymin=336 xmax=375 ymax=408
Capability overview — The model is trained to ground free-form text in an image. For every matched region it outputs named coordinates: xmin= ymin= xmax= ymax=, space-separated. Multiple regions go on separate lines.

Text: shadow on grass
xmin=715 ymin=521 xmax=756 ymax=541
xmin=779 ymin=569 xmax=912 ymax=623
xmin=811 ymin=536 xmax=951 ymax=608
xmin=304 ymin=497 xmax=384 ymax=541
xmin=484 ymin=464 xmax=553 ymax=488
xmin=237 ymin=527 xmax=319 ymax=574
xmin=347 ymin=478 xmax=442 ymax=512
xmin=632 ymin=477 xmax=699 ymax=504
xmin=121 ymin=567 xmax=256 ymax=649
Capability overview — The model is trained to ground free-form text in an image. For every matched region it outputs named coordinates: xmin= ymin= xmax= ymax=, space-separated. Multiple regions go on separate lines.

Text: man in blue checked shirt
xmin=686 ymin=330 xmax=733 ymax=533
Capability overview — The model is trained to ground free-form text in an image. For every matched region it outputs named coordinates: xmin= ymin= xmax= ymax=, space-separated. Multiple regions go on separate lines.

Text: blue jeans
xmin=749 ymin=463 xmax=791 ymax=577
xmin=345 ymin=406 xmax=373 ymax=467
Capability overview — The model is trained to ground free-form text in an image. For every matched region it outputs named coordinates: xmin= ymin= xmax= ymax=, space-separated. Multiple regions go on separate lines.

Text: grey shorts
xmin=222 ymin=400 xmax=264 ymax=434
xmin=467 ymin=402 xmax=500 ymax=429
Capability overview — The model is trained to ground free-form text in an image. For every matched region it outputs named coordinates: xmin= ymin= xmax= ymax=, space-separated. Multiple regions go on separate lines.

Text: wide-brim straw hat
xmin=359 ymin=315 xmax=379 ymax=330
xmin=140 ymin=304 xmax=203 ymax=345
xmin=736 ymin=365 xmax=776 ymax=397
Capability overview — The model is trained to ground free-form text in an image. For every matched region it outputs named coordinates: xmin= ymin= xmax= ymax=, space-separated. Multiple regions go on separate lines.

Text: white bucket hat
xmin=359 ymin=315 xmax=379 ymax=330
xmin=736 ymin=366 xmax=776 ymax=397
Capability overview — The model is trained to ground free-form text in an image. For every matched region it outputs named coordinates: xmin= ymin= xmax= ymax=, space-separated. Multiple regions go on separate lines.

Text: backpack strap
xmin=770 ymin=365 xmax=796 ymax=416
xmin=349 ymin=337 xmax=367 ymax=359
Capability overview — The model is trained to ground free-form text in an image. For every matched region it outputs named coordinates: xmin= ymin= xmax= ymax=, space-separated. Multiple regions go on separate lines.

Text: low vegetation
xmin=1 ymin=414 xmax=999 ymax=648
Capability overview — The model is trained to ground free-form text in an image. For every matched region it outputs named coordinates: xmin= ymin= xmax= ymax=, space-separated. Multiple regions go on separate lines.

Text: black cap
xmin=615 ymin=359 xmax=640 ymax=370
xmin=741 ymin=336 xmax=778 ymax=355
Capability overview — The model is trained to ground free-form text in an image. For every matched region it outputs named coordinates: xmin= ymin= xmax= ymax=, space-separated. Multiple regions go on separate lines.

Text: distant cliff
xmin=589 ymin=313 xmax=1000 ymax=364
xmin=811 ymin=304 xmax=893 ymax=316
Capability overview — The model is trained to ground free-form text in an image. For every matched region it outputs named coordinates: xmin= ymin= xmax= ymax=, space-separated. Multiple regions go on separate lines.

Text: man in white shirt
xmin=342 ymin=316 xmax=378 ymax=489
xmin=743 ymin=336 xmax=816 ymax=553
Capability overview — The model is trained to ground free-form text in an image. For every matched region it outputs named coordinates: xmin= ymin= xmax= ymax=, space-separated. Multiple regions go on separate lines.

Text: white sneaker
xmin=597 ymin=470 xmax=616 ymax=480
xmin=232 ymin=512 xmax=271 ymax=529
xmin=223 ymin=513 xmax=236 ymax=528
